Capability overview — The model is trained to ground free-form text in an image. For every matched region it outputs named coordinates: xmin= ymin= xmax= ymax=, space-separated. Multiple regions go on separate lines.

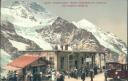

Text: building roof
xmin=19 ymin=49 xmax=105 ymax=54
xmin=8 ymin=54 xmax=40 ymax=68
xmin=6 ymin=65 xmax=21 ymax=71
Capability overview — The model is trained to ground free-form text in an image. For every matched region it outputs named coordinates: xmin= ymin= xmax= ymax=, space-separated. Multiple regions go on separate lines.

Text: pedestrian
xmin=67 ymin=71 xmax=70 ymax=78
xmin=81 ymin=71 xmax=86 ymax=81
xmin=2 ymin=77 xmax=6 ymax=81
xmin=90 ymin=69 xmax=94 ymax=81
xmin=56 ymin=71 xmax=60 ymax=81
xmin=13 ymin=71 xmax=18 ymax=81
xmin=75 ymin=69 xmax=78 ymax=79
xmin=30 ymin=72 xmax=33 ymax=81
xmin=94 ymin=64 xmax=98 ymax=75
xmin=51 ymin=70 xmax=56 ymax=81
xmin=86 ymin=68 xmax=89 ymax=76
xmin=7 ymin=71 xmax=12 ymax=81
xmin=60 ymin=73 xmax=64 ymax=81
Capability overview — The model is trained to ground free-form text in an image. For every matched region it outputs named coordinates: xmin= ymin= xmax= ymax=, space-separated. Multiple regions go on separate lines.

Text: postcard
xmin=1 ymin=0 xmax=127 ymax=81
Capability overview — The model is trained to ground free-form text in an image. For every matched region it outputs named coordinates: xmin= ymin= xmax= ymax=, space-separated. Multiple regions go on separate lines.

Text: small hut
xmin=6 ymin=54 xmax=51 ymax=80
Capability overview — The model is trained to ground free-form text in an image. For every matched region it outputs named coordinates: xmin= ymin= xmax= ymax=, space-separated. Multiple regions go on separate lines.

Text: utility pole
xmin=127 ymin=49 xmax=128 ymax=64
xmin=125 ymin=47 xmax=128 ymax=64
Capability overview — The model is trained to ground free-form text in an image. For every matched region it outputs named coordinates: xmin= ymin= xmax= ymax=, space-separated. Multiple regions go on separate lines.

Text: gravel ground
xmin=64 ymin=73 xmax=127 ymax=81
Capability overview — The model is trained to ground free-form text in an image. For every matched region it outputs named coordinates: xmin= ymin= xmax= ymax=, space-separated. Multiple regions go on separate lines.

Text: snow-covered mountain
xmin=1 ymin=0 xmax=127 ymax=65
xmin=36 ymin=17 xmax=103 ymax=51
xmin=2 ymin=0 xmax=55 ymax=27
xmin=1 ymin=0 xmax=55 ymax=51
xmin=1 ymin=20 xmax=42 ymax=54
xmin=73 ymin=19 xmax=127 ymax=55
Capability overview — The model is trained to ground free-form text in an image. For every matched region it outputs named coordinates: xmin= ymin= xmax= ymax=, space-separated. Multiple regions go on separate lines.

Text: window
xmin=60 ymin=57 xmax=64 ymax=69
xmin=32 ymin=67 xmax=38 ymax=74
xmin=81 ymin=57 xmax=84 ymax=64
xmin=49 ymin=57 xmax=54 ymax=62
xmin=42 ymin=57 xmax=46 ymax=60
xmin=69 ymin=55 xmax=73 ymax=69
xmin=69 ymin=55 xmax=73 ymax=60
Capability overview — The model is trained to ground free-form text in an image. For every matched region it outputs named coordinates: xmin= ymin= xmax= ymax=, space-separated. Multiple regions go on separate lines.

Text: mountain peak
xmin=78 ymin=19 xmax=96 ymax=28
xmin=52 ymin=17 xmax=70 ymax=26
xmin=2 ymin=0 xmax=55 ymax=27
xmin=9 ymin=0 xmax=47 ymax=12
xmin=74 ymin=19 xmax=127 ymax=54
xmin=55 ymin=17 xmax=67 ymax=22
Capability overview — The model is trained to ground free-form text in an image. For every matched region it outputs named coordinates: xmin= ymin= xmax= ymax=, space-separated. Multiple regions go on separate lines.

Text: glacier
xmin=73 ymin=19 xmax=127 ymax=54
xmin=1 ymin=0 xmax=56 ymax=50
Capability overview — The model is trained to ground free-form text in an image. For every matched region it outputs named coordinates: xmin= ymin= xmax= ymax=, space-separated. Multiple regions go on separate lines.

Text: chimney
xmin=61 ymin=45 xmax=63 ymax=50
xmin=55 ymin=45 xmax=58 ymax=50
xmin=65 ymin=44 xmax=68 ymax=50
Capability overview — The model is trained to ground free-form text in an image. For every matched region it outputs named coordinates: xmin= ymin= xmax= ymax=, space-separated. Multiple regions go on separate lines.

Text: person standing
xmin=60 ymin=73 xmax=64 ymax=81
xmin=56 ymin=71 xmax=60 ymax=81
xmin=66 ymin=71 xmax=70 ymax=78
xmin=30 ymin=73 xmax=33 ymax=81
xmin=51 ymin=71 xmax=56 ymax=81
xmin=94 ymin=64 xmax=98 ymax=75
xmin=90 ymin=69 xmax=94 ymax=81
xmin=81 ymin=71 xmax=86 ymax=81
xmin=2 ymin=77 xmax=6 ymax=81
xmin=13 ymin=71 xmax=18 ymax=81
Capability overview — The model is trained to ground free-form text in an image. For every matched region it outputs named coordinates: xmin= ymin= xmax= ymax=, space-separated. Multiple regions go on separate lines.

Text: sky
xmin=1 ymin=0 xmax=127 ymax=43
xmin=36 ymin=0 xmax=127 ymax=43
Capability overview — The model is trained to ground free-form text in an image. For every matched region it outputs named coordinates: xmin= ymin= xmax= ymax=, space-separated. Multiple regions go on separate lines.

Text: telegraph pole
xmin=126 ymin=47 xmax=128 ymax=64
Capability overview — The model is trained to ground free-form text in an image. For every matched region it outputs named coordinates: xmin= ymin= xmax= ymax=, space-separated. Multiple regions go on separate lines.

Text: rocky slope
xmin=1 ymin=20 xmax=42 ymax=56
xmin=36 ymin=17 xmax=103 ymax=51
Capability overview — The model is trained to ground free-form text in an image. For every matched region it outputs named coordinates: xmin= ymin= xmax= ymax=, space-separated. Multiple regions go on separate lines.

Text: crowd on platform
xmin=1 ymin=65 xmax=100 ymax=81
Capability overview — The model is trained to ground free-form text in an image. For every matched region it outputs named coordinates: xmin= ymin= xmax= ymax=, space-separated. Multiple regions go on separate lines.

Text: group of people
xmin=1 ymin=71 xmax=18 ymax=81
xmin=2 ymin=65 xmax=99 ymax=81
xmin=65 ymin=65 xmax=99 ymax=81
xmin=2 ymin=68 xmax=65 ymax=81
xmin=67 ymin=67 xmax=89 ymax=79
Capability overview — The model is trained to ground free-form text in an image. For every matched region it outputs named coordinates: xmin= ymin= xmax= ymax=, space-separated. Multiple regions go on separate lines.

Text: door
xmin=75 ymin=60 xmax=78 ymax=69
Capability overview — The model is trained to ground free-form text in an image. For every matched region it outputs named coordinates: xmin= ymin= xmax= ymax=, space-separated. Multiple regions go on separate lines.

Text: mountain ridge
xmin=1 ymin=0 xmax=127 ymax=62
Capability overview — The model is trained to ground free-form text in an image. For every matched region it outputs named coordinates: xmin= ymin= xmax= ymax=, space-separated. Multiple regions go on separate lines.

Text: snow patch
xmin=14 ymin=26 xmax=53 ymax=50
xmin=0 ymin=49 xmax=11 ymax=67
xmin=9 ymin=39 xmax=29 ymax=50
xmin=0 ymin=49 xmax=12 ymax=78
